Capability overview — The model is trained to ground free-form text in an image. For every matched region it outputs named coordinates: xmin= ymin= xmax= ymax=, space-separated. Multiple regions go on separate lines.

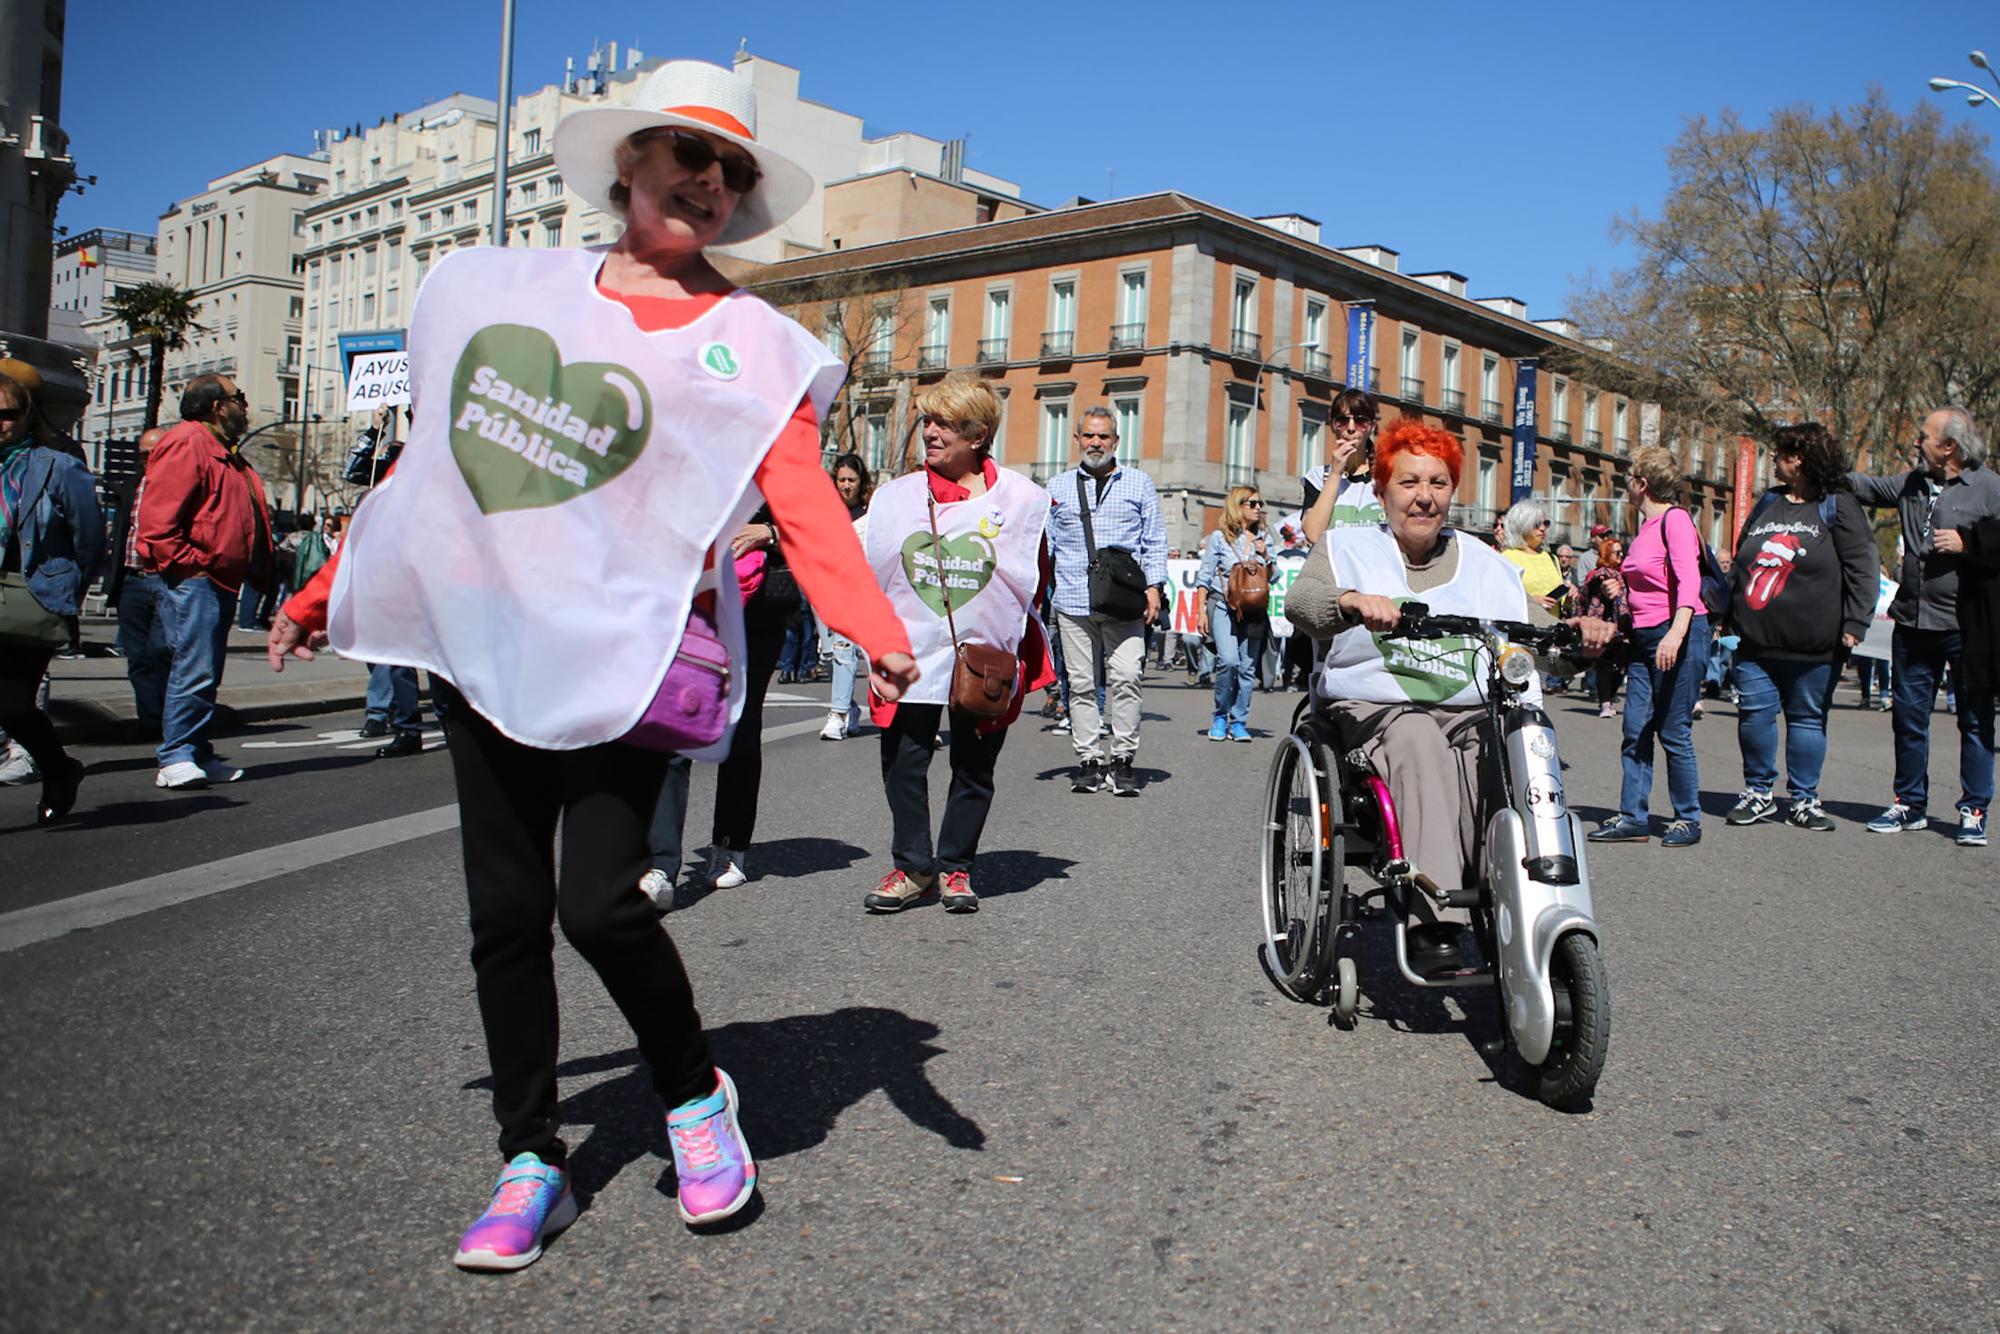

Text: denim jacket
xmin=4 ymin=446 xmax=108 ymax=615
xmin=1197 ymin=528 xmax=1264 ymax=595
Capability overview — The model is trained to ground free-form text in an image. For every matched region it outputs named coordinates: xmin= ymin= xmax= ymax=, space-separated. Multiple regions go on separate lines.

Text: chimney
xmin=1532 ymin=317 xmax=1581 ymax=341
xmin=1412 ymin=271 xmax=1468 ymax=299
xmin=1336 ymin=244 xmax=1399 ymax=273
xmin=1255 ymin=214 xmax=1321 ymax=244
xmin=565 ymin=57 xmax=574 ymax=93
xmin=1476 ymin=296 xmax=1529 ymax=320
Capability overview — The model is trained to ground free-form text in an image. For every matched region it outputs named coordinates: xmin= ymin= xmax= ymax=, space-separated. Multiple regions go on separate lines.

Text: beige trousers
xmin=1055 ymin=610 xmax=1147 ymax=763
xmin=1323 ymin=700 xmax=1499 ymax=928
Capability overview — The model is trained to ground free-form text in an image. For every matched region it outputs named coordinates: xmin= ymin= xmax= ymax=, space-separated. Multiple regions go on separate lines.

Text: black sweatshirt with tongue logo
xmin=1729 ymin=490 xmax=1878 ymax=660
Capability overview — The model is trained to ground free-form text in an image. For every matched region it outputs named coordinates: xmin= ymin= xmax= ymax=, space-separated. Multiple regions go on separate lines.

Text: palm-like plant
xmin=106 ymin=282 xmax=204 ymax=430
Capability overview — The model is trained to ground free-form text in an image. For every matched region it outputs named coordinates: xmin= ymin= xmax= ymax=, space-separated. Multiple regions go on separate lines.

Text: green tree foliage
xmin=106 ymin=281 xmax=204 ymax=431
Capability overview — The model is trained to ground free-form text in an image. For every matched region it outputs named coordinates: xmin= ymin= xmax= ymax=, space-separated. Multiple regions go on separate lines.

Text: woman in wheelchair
xmin=1285 ymin=419 xmax=1612 ymax=978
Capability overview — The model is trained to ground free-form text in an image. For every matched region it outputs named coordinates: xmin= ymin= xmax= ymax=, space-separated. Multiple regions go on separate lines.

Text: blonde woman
xmin=1198 ymin=485 xmax=1270 ymax=741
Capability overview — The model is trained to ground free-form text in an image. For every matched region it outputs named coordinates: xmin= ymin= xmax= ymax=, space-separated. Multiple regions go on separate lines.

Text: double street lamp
xmin=1927 ymin=49 xmax=2000 ymax=113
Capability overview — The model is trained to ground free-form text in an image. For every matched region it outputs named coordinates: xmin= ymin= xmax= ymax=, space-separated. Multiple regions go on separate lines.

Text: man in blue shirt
xmin=1046 ymin=406 xmax=1168 ymax=795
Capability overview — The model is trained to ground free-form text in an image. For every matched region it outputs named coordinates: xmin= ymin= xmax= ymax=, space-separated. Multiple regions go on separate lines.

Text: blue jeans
xmin=156 ymin=574 xmax=236 ymax=768
xmin=1856 ymin=655 xmax=1890 ymax=701
xmin=365 ymin=663 xmax=423 ymax=733
xmin=779 ymin=609 xmax=818 ymax=677
xmin=1620 ymin=617 xmax=1708 ymax=825
xmin=1889 ymin=625 xmax=1995 ymax=812
xmin=1209 ymin=604 xmax=1262 ymax=727
xmin=116 ymin=571 xmax=172 ymax=729
xmin=826 ymin=635 xmax=864 ymax=716
xmin=1733 ymin=654 xmax=1837 ymax=802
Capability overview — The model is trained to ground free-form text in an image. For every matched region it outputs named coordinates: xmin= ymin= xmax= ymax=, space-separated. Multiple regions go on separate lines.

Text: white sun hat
xmin=553 ymin=59 xmax=816 ymax=247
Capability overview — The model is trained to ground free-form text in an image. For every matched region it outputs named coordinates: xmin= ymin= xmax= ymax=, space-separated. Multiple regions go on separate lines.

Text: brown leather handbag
xmin=926 ymin=488 xmax=1019 ymax=721
xmin=1225 ymin=551 xmax=1272 ymax=614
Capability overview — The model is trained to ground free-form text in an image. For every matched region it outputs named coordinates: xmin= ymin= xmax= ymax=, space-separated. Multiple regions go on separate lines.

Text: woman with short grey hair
xmin=1497 ymin=499 xmax=1567 ymax=612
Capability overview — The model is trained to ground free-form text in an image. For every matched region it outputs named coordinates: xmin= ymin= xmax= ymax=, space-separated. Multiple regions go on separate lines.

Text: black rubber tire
xmin=1261 ymin=736 xmax=1334 ymax=1000
xmin=1533 ymin=932 xmax=1610 ymax=1111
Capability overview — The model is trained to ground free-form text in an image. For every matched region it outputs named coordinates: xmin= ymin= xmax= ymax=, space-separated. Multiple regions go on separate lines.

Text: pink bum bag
xmin=619 ymin=551 xmax=766 ymax=753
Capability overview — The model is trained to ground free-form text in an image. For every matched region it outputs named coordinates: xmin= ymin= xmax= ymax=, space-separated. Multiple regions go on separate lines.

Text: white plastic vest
xmin=1317 ymin=526 xmax=1540 ymax=707
xmin=328 ymin=245 xmax=844 ymax=753
xmin=1302 ymin=466 xmax=1385 ymax=531
xmin=865 ymin=466 xmax=1049 ymax=707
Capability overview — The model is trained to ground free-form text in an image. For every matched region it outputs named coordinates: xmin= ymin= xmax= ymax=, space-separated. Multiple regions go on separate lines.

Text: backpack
xmin=1661 ymin=505 xmax=1732 ymax=621
xmin=292 ymin=530 xmax=330 ymax=588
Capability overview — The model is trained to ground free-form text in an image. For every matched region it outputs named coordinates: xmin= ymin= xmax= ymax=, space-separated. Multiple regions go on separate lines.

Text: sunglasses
xmin=1333 ymin=414 xmax=1376 ymax=426
xmin=0 ymin=408 xmax=23 ymax=421
xmin=1244 ymin=499 xmax=1266 ymax=509
xmin=646 ymin=128 xmax=761 ymax=195
xmin=221 ymin=390 xmax=248 ymax=405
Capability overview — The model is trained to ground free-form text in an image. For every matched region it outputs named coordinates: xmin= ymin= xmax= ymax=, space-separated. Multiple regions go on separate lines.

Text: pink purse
xmin=621 ymin=601 xmax=732 ymax=753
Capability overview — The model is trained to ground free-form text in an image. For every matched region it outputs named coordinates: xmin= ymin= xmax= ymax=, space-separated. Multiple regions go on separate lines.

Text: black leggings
xmin=439 ymin=683 xmax=715 ymax=1165
xmin=0 ymin=645 xmax=64 ymax=775
xmin=712 ymin=620 xmax=787 ymax=851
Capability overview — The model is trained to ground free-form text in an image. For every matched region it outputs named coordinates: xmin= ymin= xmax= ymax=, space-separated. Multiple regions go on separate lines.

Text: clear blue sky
xmin=61 ymin=0 xmax=1997 ymax=319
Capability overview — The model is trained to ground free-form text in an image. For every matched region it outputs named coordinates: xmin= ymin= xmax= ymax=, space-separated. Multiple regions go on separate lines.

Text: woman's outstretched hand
xmin=869 ymin=652 xmax=920 ymax=702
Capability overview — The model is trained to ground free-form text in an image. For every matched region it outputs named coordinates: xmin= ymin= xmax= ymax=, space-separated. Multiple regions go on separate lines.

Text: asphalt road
xmin=2 ymin=671 xmax=1994 ymax=1330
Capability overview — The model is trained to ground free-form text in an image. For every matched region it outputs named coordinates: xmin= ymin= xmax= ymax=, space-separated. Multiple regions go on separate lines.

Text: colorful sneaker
xmin=864 ymin=868 xmax=936 ymax=913
xmin=1661 ymin=819 xmax=1702 ymax=848
xmin=1597 ymin=702 xmax=1619 ymax=719
xmin=453 ymin=1152 xmax=576 ymax=1271
xmin=1726 ymin=790 xmax=1777 ymax=826
xmin=939 ymin=870 xmax=978 ymax=913
xmin=1207 ymin=718 xmax=1228 ymax=742
xmin=1865 ymin=802 xmax=1927 ymax=834
xmin=666 ymin=1070 xmax=756 ymax=1226
xmin=1228 ymin=722 xmax=1253 ymax=743
xmin=1957 ymin=805 xmax=1988 ymax=848
xmin=1786 ymin=799 xmax=1835 ymax=832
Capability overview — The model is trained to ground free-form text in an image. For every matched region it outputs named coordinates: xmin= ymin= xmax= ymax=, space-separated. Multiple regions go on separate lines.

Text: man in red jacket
xmin=136 ymin=374 xmax=274 ymax=789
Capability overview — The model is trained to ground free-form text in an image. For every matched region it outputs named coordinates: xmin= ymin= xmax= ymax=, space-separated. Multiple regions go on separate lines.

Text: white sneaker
xmin=708 ymin=848 xmax=748 ymax=889
xmin=818 ymin=710 xmax=847 ymax=741
xmin=638 ymin=868 xmax=674 ymax=908
xmin=201 ymin=760 xmax=245 ymax=783
xmin=0 ymin=742 xmax=38 ymax=786
xmin=156 ymin=761 xmax=210 ymax=789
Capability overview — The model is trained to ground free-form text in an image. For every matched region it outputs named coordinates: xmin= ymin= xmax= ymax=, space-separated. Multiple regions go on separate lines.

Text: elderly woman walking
xmin=271 ymin=61 xmax=916 ymax=1269
xmin=1497 ymin=498 xmax=1569 ymax=614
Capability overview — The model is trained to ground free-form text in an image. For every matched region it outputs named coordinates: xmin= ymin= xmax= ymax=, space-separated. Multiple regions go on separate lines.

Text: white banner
xmin=345 ymin=350 xmax=412 ymax=412
xmin=1853 ymin=576 xmax=1897 ymax=661
xmin=1162 ymin=556 xmax=1306 ymax=639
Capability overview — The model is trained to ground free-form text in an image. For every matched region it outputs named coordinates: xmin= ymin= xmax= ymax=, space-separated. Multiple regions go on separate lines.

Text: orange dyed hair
xmin=1371 ymin=418 xmax=1464 ymax=490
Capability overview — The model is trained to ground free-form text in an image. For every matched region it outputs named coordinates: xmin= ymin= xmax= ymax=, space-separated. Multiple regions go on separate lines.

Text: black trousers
xmin=879 ymin=702 xmax=1008 ymax=876
xmin=0 ymin=644 xmax=64 ymax=775
xmin=712 ymin=619 xmax=787 ymax=851
xmin=438 ymin=683 xmax=715 ymax=1165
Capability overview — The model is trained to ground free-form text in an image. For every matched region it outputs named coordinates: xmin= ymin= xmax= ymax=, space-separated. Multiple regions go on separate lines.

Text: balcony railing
xmin=917 ymin=343 xmax=948 ymax=371
xmin=1614 ymin=435 xmax=1631 ymax=453
xmin=1585 ymin=428 xmax=1603 ymax=449
xmin=1400 ymin=377 xmax=1425 ymax=404
xmin=1439 ymin=388 xmax=1466 ymax=414
xmin=1480 ymin=397 xmax=1504 ymax=423
xmin=1109 ymin=322 xmax=1146 ymax=352
xmin=1229 ymin=329 xmax=1262 ymax=359
xmin=860 ymin=349 xmax=893 ymax=375
xmin=976 ymin=337 xmax=1008 ymax=364
xmin=1225 ymin=462 xmax=1259 ymax=488
xmin=1369 ymin=368 xmax=1381 ymax=393
xmin=1040 ymin=330 xmax=1076 ymax=358
xmin=1304 ymin=350 xmax=1331 ymax=378
xmin=1553 ymin=423 xmax=1573 ymax=443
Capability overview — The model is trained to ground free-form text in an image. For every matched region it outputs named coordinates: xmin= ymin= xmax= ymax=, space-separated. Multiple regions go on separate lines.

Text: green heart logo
xmin=900 ymin=530 xmax=997 ymax=617
xmin=448 ymin=324 xmax=653 ymax=514
xmin=1373 ymin=598 xmax=1479 ymax=704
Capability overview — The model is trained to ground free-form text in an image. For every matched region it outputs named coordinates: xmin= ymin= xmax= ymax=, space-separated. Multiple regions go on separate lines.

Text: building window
xmin=980 ymin=288 xmax=1010 ymax=361
xmin=1481 ymin=354 xmax=1500 ymax=420
xmin=542 ymin=221 xmax=561 ymax=247
xmin=1112 ymin=395 xmax=1142 ymax=467
xmin=1477 ymin=456 xmax=1497 ymax=515
xmin=1113 ymin=270 xmax=1147 ymax=348
xmin=1043 ymin=278 xmax=1076 ymax=357
xmin=520 ymin=180 xmax=537 ymax=206
xmin=441 ymin=155 xmax=459 ymax=183
xmin=439 ymin=206 xmax=455 ymax=228
xmin=865 ymin=305 xmax=895 ymax=372
xmin=1230 ymin=276 xmax=1258 ymax=357
xmin=1225 ymin=401 xmax=1253 ymax=483
xmin=1551 ymin=377 xmax=1570 ymax=440
xmin=822 ymin=304 xmax=847 ymax=358
xmin=1299 ymin=414 xmax=1324 ymax=477
xmin=362 ymin=292 xmax=376 ymax=323
xmin=417 ymin=212 xmax=431 ymax=235
xmin=363 ymin=247 xmax=377 ymax=278
xmin=1303 ymin=299 xmax=1328 ymax=373
xmin=522 ymin=128 xmax=542 ymax=155
xmin=1583 ymin=388 xmax=1601 ymax=447
xmin=365 ymin=205 xmax=379 ymax=227
xmin=1039 ymin=400 xmax=1071 ymax=474
xmin=1400 ymin=328 xmax=1423 ymax=403
xmin=1440 ymin=342 xmax=1461 ymax=412
xmin=385 ymin=287 xmax=400 ymax=320
xmin=1614 ymin=398 xmax=1630 ymax=451
xmin=465 ymin=198 xmax=478 ymax=222
xmin=921 ymin=294 xmax=950 ymax=368
xmin=864 ymin=412 xmax=890 ymax=473
xmin=415 ymin=254 xmax=430 ymax=284
xmin=287 ymin=297 xmax=303 ymax=320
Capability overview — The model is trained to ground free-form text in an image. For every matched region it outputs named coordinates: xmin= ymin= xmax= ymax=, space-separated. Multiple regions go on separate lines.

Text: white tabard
xmin=864 ymin=466 xmax=1049 ymax=707
xmin=1317 ymin=526 xmax=1542 ymax=708
xmin=328 ymin=245 xmax=843 ymax=753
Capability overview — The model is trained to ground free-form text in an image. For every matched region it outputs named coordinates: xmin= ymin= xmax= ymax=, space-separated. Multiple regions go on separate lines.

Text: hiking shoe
xmin=939 ymin=870 xmax=978 ymax=913
xmin=155 ymin=761 xmax=210 ymax=790
xmin=708 ymin=848 xmax=748 ymax=889
xmin=638 ymin=868 xmax=674 ymax=909
xmin=666 ymin=1070 xmax=756 ymax=1226
xmin=864 ymin=869 xmax=936 ymax=913
xmin=1786 ymin=800 xmax=1835 ymax=832
xmin=453 ymin=1152 xmax=576 ymax=1272
xmin=1228 ymin=722 xmax=1253 ymax=743
xmin=1207 ymin=718 xmax=1228 ymax=742
xmin=1587 ymin=815 xmax=1649 ymax=843
xmin=1661 ymin=819 xmax=1702 ymax=848
xmin=1106 ymin=757 xmax=1138 ymax=797
xmin=201 ymin=759 xmax=245 ymax=783
xmin=0 ymin=741 xmax=37 ymax=786
xmin=1071 ymin=760 xmax=1104 ymax=794
xmin=1726 ymin=790 xmax=1778 ymax=826
xmin=818 ymin=710 xmax=847 ymax=741
xmin=1866 ymin=802 xmax=1927 ymax=834
xmin=1957 ymin=805 xmax=1988 ymax=848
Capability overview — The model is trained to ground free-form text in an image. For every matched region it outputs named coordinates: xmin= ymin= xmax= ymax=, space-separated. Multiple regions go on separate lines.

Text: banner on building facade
xmin=1344 ymin=303 xmax=1375 ymax=391
xmin=1730 ymin=435 xmax=1759 ymax=542
xmin=344 ymin=351 xmax=411 ymax=412
xmin=1509 ymin=358 xmax=1540 ymax=503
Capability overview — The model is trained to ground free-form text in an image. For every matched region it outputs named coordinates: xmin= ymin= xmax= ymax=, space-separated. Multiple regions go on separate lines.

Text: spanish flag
xmin=78 ymin=247 xmax=99 ymax=269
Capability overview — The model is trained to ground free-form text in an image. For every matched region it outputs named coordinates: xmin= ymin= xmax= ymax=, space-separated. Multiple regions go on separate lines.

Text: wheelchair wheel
xmin=1332 ymin=956 xmax=1359 ymax=1023
xmin=1532 ymin=932 xmax=1610 ymax=1112
xmin=1260 ymin=732 xmax=1338 ymax=1001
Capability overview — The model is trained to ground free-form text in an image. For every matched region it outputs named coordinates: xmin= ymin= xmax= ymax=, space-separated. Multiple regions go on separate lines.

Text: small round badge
xmin=699 ymin=342 xmax=742 ymax=380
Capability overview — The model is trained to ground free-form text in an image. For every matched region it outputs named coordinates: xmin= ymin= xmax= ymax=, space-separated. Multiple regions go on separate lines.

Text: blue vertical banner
xmin=1509 ymin=357 xmax=1540 ymax=503
xmin=1344 ymin=303 xmax=1375 ymax=391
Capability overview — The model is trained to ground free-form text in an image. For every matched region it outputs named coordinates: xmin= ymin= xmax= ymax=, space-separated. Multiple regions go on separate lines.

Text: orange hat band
xmin=664 ymin=105 xmax=753 ymax=140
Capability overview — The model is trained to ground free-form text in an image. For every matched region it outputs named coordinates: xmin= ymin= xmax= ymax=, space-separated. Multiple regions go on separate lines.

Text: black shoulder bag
xmin=1075 ymin=473 xmax=1150 ymax=621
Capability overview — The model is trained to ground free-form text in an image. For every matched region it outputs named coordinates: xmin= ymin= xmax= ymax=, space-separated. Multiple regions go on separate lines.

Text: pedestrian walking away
xmin=0 ymin=368 xmax=105 ymax=826
xmin=1848 ymin=405 xmax=2000 ymax=846
xmin=135 ymin=373 xmax=275 ymax=790
xmin=110 ymin=426 xmax=174 ymax=739
xmin=1046 ymin=404 xmax=1167 ymax=796
xmin=1723 ymin=423 xmax=1878 ymax=833
xmin=861 ymin=374 xmax=1052 ymax=915
xmin=267 ymin=59 xmax=917 ymax=1270
xmin=1198 ymin=486 xmax=1271 ymax=742
xmin=1588 ymin=446 xmax=1709 ymax=847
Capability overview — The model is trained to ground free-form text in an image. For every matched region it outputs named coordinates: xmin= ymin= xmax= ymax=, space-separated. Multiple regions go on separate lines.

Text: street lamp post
xmin=1248 ymin=339 xmax=1319 ymax=485
xmin=1927 ymin=49 xmax=2000 ymax=112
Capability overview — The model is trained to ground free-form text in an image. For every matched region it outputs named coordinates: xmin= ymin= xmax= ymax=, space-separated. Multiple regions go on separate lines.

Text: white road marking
xmin=0 ymin=712 xmax=854 ymax=955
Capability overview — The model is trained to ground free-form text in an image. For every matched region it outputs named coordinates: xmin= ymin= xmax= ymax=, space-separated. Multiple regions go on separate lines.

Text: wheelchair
xmin=1257 ymin=606 xmax=1611 ymax=1111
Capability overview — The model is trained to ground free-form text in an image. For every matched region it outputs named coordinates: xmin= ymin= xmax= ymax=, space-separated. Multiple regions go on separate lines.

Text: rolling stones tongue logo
xmin=1745 ymin=533 xmax=1805 ymax=609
